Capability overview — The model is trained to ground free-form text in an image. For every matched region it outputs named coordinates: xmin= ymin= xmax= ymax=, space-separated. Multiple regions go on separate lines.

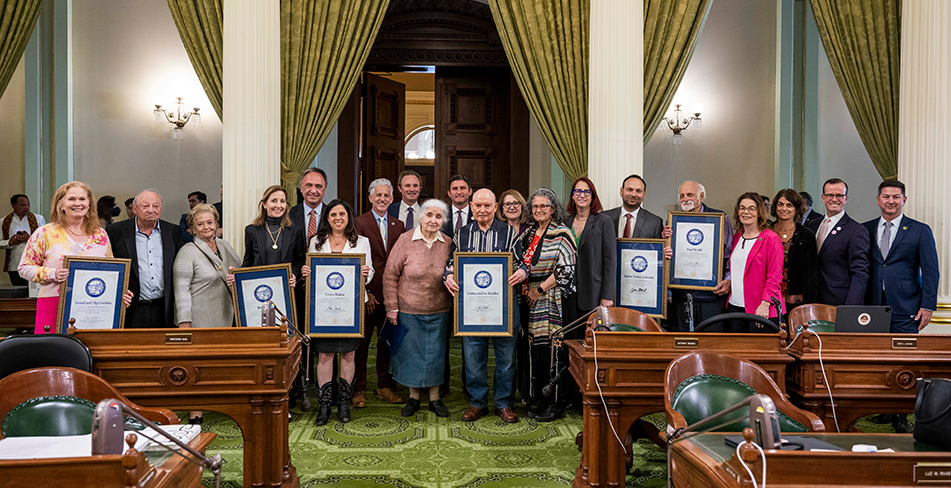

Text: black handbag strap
xmin=915 ymin=378 xmax=951 ymax=424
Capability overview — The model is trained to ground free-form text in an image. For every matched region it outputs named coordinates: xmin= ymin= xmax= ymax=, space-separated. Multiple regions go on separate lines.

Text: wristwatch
xmin=536 ymin=286 xmax=544 ymax=294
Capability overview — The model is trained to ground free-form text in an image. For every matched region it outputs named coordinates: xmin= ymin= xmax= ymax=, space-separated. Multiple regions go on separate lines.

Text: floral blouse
xmin=18 ymin=223 xmax=113 ymax=298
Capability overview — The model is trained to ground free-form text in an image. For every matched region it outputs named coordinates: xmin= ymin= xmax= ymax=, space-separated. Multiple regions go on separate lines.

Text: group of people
xmin=2 ymin=168 xmax=939 ymax=428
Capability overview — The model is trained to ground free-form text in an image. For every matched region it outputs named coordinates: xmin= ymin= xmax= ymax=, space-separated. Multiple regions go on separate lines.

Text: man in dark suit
xmin=603 ymin=174 xmax=664 ymax=239
xmin=665 ymin=181 xmax=735 ymax=332
xmin=799 ymin=191 xmax=823 ymax=227
xmin=353 ymin=177 xmax=405 ymax=407
xmin=107 ymin=189 xmax=182 ymax=329
xmin=387 ymin=170 xmax=422 ymax=230
xmin=805 ymin=178 xmax=869 ymax=306
xmin=863 ymin=180 xmax=938 ymax=333
xmin=286 ymin=167 xmax=328 ymax=411
xmin=441 ymin=174 xmax=474 ymax=237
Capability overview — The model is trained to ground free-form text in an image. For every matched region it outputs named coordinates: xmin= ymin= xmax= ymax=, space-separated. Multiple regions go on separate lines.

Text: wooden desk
xmin=0 ymin=432 xmax=216 ymax=488
xmin=69 ymin=327 xmax=302 ymax=488
xmin=785 ymin=331 xmax=951 ymax=431
xmin=0 ymin=297 xmax=35 ymax=331
xmin=670 ymin=432 xmax=951 ymax=487
xmin=567 ymin=328 xmax=792 ymax=488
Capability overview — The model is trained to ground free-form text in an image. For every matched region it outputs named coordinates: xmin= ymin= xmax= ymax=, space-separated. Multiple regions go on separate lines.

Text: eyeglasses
xmin=531 ymin=204 xmax=551 ymax=210
xmin=737 ymin=206 xmax=758 ymax=213
xmin=502 ymin=202 xmax=521 ymax=209
xmin=822 ymin=193 xmax=846 ymax=199
xmin=572 ymin=189 xmax=592 ymax=196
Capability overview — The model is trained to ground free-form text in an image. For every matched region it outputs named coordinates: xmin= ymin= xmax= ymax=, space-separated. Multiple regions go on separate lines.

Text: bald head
xmin=472 ymin=188 xmax=497 ymax=229
xmin=678 ymin=181 xmax=705 ymax=212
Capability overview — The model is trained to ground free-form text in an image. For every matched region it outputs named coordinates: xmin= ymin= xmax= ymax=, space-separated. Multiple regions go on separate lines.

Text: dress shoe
xmin=352 ymin=391 xmax=366 ymax=408
xmin=429 ymin=399 xmax=450 ymax=418
xmin=188 ymin=416 xmax=204 ymax=425
xmin=495 ymin=407 xmax=518 ymax=423
xmin=534 ymin=402 xmax=564 ymax=423
xmin=401 ymin=398 xmax=421 ymax=417
xmin=461 ymin=406 xmax=489 ymax=422
xmin=375 ymin=387 xmax=403 ymax=404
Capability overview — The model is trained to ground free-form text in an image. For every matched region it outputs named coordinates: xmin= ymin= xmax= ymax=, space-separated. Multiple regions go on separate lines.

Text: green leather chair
xmin=796 ymin=319 xmax=835 ymax=336
xmin=665 ymin=352 xmax=825 ymax=433
xmin=0 ymin=367 xmax=178 ymax=439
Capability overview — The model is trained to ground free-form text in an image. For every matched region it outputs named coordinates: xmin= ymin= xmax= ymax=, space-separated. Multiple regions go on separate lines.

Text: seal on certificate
xmin=254 ymin=284 xmax=274 ymax=302
xmin=631 ymin=256 xmax=649 ymax=273
xmin=686 ymin=228 xmax=704 ymax=245
xmin=326 ymin=271 xmax=345 ymax=290
xmin=474 ymin=270 xmax=493 ymax=289
xmin=85 ymin=277 xmax=107 ymax=298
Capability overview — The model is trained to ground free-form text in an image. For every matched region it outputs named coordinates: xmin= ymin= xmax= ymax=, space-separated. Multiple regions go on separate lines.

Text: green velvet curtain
xmin=281 ymin=0 xmax=388 ymax=201
xmin=643 ymin=0 xmax=712 ymax=143
xmin=489 ymin=0 xmax=588 ymax=182
xmin=167 ymin=0 xmax=223 ymax=121
xmin=0 ymin=0 xmax=42 ymax=98
xmin=810 ymin=0 xmax=900 ymax=180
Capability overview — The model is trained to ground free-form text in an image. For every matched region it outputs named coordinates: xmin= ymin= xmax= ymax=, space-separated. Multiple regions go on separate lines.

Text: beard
xmin=680 ymin=201 xmax=696 ymax=212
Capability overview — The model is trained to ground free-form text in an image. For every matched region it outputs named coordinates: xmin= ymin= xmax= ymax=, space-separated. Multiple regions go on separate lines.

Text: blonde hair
xmin=186 ymin=203 xmax=219 ymax=234
xmin=251 ymin=185 xmax=292 ymax=228
xmin=496 ymin=189 xmax=527 ymax=224
xmin=50 ymin=181 xmax=100 ymax=235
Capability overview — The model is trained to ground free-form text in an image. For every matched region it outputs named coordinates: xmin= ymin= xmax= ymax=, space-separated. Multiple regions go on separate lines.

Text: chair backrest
xmin=665 ymin=352 xmax=824 ymax=433
xmin=0 ymin=334 xmax=93 ymax=380
xmin=788 ymin=304 xmax=836 ymax=335
xmin=796 ymin=319 xmax=836 ymax=336
xmin=0 ymin=367 xmax=178 ymax=439
xmin=585 ymin=307 xmax=664 ymax=332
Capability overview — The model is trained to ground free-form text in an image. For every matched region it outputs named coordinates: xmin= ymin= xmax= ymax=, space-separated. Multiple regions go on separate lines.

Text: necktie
xmin=816 ymin=217 xmax=831 ymax=250
xmin=308 ymin=209 xmax=317 ymax=241
xmin=623 ymin=214 xmax=633 ymax=238
xmin=405 ymin=207 xmax=414 ymax=229
xmin=455 ymin=210 xmax=464 ymax=232
xmin=880 ymin=221 xmax=892 ymax=259
xmin=379 ymin=217 xmax=387 ymax=250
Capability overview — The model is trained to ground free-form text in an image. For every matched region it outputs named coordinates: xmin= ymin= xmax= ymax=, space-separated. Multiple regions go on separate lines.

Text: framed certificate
xmin=668 ymin=211 xmax=726 ymax=290
xmin=304 ymin=253 xmax=365 ymax=338
xmin=453 ymin=252 xmax=514 ymax=337
xmin=56 ymin=256 xmax=131 ymax=333
xmin=615 ymin=239 xmax=667 ymax=318
xmin=230 ymin=264 xmax=296 ymax=327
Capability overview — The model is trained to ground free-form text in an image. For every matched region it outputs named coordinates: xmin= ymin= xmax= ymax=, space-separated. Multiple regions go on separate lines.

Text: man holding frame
xmin=444 ymin=189 xmax=528 ymax=423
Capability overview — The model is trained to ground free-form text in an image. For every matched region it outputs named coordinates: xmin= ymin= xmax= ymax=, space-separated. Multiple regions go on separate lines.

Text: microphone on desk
xmin=92 ymin=399 xmax=223 ymax=488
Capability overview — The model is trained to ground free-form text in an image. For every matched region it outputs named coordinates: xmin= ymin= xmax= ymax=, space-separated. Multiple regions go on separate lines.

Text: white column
xmin=898 ymin=0 xmax=951 ymax=330
xmin=588 ymin=0 xmax=643 ymax=209
xmin=222 ymin=0 xmax=281 ymax=256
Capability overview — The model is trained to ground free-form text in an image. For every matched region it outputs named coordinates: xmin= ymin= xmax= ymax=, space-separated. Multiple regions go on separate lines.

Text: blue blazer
xmin=386 ymin=202 xmax=400 ymax=219
xmin=862 ymin=216 xmax=939 ymax=317
xmin=805 ymin=212 xmax=869 ymax=306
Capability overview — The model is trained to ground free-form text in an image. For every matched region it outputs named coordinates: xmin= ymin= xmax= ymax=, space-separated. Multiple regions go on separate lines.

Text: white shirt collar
xmin=823 ymin=211 xmax=846 ymax=228
xmin=622 ymin=207 xmax=640 ymax=219
xmin=304 ymin=202 xmax=322 ymax=216
xmin=879 ymin=213 xmax=903 ymax=229
xmin=411 ymin=226 xmax=445 ymax=244
xmin=400 ymin=201 xmax=419 ymax=212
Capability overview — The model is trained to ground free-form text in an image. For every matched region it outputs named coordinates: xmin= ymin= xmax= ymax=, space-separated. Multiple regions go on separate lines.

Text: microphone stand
xmin=266 ymin=301 xmax=312 ymax=393
xmin=96 ymin=399 xmax=224 ymax=488
xmin=541 ymin=306 xmax=611 ymax=397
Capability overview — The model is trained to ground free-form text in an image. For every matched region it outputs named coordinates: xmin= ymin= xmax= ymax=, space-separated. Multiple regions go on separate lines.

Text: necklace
xmin=774 ymin=222 xmax=795 ymax=240
xmin=266 ymin=225 xmax=282 ymax=250
xmin=65 ymin=225 xmax=84 ymax=238
xmin=330 ymin=234 xmax=347 ymax=249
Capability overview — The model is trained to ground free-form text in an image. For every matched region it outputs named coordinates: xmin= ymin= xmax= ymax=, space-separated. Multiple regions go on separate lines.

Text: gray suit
xmin=566 ymin=212 xmax=618 ymax=310
xmin=603 ymin=206 xmax=664 ymax=239
xmin=173 ymin=238 xmax=241 ymax=328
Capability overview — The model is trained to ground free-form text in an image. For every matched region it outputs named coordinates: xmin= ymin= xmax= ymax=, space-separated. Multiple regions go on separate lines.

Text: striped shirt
xmin=444 ymin=219 xmax=527 ymax=279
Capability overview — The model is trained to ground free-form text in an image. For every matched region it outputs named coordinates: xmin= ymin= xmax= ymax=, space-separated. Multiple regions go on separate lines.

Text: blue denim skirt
xmin=391 ymin=311 xmax=450 ymax=388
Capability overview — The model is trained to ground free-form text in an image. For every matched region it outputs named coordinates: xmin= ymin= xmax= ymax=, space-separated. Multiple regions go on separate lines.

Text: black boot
xmin=338 ymin=378 xmax=353 ymax=423
xmin=314 ymin=382 xmax=333 ymax=426
xmin=534 ymin=401 xmax=564 ymax=423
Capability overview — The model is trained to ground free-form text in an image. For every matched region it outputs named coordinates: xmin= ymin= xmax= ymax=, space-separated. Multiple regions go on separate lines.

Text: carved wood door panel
xmin=362 ymin=73 xmax=406 ymax=207
xmin=435 ymin=67 xmax=512 ymax=199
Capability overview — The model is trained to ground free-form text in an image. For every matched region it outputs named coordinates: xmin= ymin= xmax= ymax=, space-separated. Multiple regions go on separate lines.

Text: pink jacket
xmin=728 ymin=229 xmax=786 ymax=316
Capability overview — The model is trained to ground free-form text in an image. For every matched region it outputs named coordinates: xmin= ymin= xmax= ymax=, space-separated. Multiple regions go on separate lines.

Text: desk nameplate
xmin=915 ymin=463 xmax=951 ymax=484
xmin=674 ymin=337 xmax=699 ymax=349
xmin=893 ymin=337 xmax=918 ymax=349
xmin=165 ymin=333 xmax=193 ymax=345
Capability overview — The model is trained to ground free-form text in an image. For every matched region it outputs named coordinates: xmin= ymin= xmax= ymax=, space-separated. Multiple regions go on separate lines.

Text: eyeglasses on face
xmin=737 ymin=206 xmax=758 ymax=213
xmin=572 ymin=189 xmax=592 ymax=196
xmin=502 ymin=202 xmax=521 ymax=209
xmin=531 ymin=204 xmax=551 ymax=210
xmin=822 ymin=193 xmax=846 ymax=199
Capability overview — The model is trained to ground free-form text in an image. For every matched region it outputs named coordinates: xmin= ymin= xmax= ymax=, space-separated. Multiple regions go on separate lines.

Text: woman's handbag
xmin=913 ymin=378 xmax=951 ymax=450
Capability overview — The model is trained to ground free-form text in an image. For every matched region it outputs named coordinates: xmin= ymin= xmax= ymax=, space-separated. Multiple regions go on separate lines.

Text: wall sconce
xmin=663 ymin=104 xmax=701 ymax=145
xmin=153 ymin=97 xmax=201 ymax=139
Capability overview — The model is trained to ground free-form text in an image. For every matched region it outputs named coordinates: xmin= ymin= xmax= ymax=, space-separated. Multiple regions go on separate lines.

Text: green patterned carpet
xmin=195 ymin=336 xmax=669 ymax=487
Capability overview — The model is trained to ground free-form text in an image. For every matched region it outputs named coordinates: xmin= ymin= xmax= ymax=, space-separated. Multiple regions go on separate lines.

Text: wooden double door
xmin=341 ymin=67 xmax=529 ymax=212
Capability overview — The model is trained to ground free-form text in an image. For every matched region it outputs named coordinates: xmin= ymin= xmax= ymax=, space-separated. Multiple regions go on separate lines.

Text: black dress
xmin=242 ymin=216 xmax=305 ymax=327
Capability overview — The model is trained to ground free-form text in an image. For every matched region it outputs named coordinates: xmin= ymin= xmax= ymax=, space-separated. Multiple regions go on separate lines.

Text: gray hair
xmin=367 ymin=178 xmax=393 ymax=195
xmin=418 ymin=198 xmax=450 ymax=227
xmin=133 ymin=189 xmax=164 ymax=206
xmin=527 ymin=188 xmax=567 ymax=225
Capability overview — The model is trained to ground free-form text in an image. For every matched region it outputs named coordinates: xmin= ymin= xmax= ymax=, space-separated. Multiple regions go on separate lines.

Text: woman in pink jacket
xmin=716 ymin=192 xmax=785 ymax=333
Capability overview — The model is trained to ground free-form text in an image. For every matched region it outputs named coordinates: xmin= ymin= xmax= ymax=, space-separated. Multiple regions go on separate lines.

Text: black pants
xmin=127 ymin=299 xmax=168 ymax=329
xmin=8 ymin=271 xmax=27 ymax=287
xmin=669 ymin=290 xmax=727 ymax=332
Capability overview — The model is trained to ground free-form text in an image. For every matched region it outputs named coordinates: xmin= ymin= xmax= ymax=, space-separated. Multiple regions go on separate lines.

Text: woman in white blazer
xmin=301 ymin=199 xmax=372 ymax=426
xmin=172 ymin=203 xmax=241 ymax=423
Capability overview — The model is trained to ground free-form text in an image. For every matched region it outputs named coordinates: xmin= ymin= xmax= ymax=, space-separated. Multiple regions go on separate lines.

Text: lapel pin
xmin=902 ymin=226 xmax=907 ymax=231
